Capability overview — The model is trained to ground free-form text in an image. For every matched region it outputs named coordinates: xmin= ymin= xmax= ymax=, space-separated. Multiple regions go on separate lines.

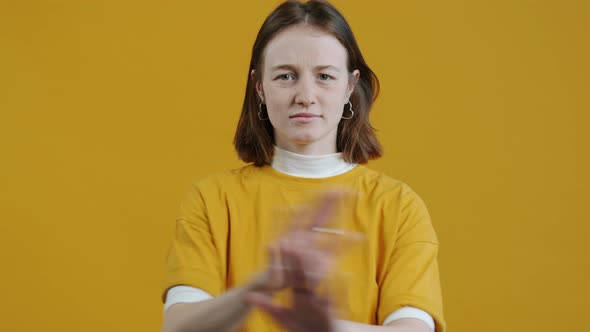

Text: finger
xmin=310 ymin=228 xmax=365 ymax=254
xmin=280 ymin=236 xmax=334 ymax=290
xmin=266 ymin=243 xmax=284 ymax=290
xmin=284 ymin=243 xmax=331 ymax=294
xmin=280 ymin=239 xmax=322 ymax=291
xmin=309 ymin=191 xmax=341 ymax=229
xmin=284 ymin=199 xmax=340 ymax=251
xmin=281 ymin=193 xmax=345 ymax=250
xmin=284 ymin=204 xmax=314 ymax=232
xmin=245 ymin=292 xmax=273 ymax=307
xmin=287 ymin=248 xmax=310 ymax=292
xmin=279 ymin=239 xmax=299 ymax=288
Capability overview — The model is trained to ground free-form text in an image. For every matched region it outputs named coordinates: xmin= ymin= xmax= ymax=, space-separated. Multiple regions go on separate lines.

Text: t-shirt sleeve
xmin=377 ymin=185 xmax=446 ymax=332
xmin=161 ymin=182 xmax=226 ymax=302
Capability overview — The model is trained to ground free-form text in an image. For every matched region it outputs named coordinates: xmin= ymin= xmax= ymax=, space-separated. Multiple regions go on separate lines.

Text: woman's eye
xmin=277 ymin=74 xmax=295 ymax=81
xmin=318 ymin=74 xmax=332 ymax=81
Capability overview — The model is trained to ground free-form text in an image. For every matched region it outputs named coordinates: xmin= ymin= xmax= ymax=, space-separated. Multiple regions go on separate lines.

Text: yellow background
xmin=1 ymin=0 xmax=588 ymax=331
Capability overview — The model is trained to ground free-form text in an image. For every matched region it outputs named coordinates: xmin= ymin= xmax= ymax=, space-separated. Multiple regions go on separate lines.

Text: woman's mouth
xmin=289 ymin=112 xmax=321 ymax=118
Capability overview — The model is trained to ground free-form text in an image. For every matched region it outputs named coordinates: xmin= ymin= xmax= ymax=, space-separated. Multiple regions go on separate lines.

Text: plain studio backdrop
xmin=0 ymin=0 xmax=588 ymax=331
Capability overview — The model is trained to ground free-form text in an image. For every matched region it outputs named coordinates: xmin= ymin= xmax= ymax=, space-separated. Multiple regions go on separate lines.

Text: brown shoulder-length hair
xmin=234 ymin=0 xmax=382 ymax=166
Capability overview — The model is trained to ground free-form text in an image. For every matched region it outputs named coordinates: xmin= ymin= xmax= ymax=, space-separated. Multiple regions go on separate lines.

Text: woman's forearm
xmin=161 ymin=283 xmax=257 ymax=332
xmin=334 ymin=318 xmax=432 ymax=332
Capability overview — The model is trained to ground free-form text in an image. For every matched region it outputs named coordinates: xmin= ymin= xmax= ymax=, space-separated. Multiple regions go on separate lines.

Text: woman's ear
xmin=346 ymin=69 xmax=360 ymax=100
xmin=251 ymin=69 xmax=265 ymax=102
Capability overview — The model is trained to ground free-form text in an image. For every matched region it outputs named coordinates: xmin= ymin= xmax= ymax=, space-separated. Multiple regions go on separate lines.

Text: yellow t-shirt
xmin=163 ymin=164 xmax=446 ymax=332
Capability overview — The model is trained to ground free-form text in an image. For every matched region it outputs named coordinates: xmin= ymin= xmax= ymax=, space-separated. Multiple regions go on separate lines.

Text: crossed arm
xmin=161 ymin=282 xmax=432 ymax=332
xmin=162 ymin=193 xmax=436 ymax=332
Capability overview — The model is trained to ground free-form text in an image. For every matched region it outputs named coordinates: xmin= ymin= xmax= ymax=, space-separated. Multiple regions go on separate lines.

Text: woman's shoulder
xmin=189 ymin=164 xmax=266 ymax=189
xmin=355 ymin=166 xmax=404 ymax=190
xmin=355 ymin=166 xmax=423 ymax=202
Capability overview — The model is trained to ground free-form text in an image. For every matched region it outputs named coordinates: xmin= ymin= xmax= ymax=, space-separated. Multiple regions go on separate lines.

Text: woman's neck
xmin=273 ymin=138 xmax=337 ymax=156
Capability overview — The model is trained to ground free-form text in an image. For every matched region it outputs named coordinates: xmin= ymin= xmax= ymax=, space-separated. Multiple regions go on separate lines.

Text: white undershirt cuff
xmin=383 ymin=306 xmax=435 ymax=331
xmin=163 ymin=285 xmax=213 ymax=312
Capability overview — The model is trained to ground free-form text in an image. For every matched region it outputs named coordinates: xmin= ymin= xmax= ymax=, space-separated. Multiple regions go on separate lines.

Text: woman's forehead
xmin=263 ymin=25 xmax=348 ymax=69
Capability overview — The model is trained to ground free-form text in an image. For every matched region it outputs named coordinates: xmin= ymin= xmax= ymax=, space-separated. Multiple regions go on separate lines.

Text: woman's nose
xmin=294 ymin=75 xmax=317 ymax=107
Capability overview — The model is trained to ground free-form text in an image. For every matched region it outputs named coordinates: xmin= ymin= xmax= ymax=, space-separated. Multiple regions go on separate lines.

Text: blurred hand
xmin=246 ymin=191 xmax=361 ymax=332
xmin=247 ymin=247 xmax=335 ymax=332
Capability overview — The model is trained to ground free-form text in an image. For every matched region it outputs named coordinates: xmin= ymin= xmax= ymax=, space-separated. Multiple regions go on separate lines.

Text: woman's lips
xmin=289 ymin=113 xmax=321 ymax=124
xmin=289 ymin=112 xmax=321 ymax=118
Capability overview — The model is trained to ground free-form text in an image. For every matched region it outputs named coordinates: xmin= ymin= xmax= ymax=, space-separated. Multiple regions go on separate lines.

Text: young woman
xmin=161 ymin=1 xmax=445 ymax=332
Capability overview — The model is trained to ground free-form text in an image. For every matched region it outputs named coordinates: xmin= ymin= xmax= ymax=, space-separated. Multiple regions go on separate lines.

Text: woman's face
xmin=255 ymin=25 xmax=359 ymax=155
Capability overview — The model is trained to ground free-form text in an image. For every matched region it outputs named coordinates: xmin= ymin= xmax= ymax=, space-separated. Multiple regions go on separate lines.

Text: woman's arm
xmin=161 ymin=281 xmax=258 ymax=332
xmin=247 ymin=243 xmax=435 ymax=332
xmin=162 ymin=193 xmax=343 ymax=332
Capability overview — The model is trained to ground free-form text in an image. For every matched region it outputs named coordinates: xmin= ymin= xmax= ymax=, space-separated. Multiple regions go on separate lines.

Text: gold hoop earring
xmin=342 ymin=101 xmax=354 ymax=120
xmin=258 ymin=103 xmax=269 ymax=120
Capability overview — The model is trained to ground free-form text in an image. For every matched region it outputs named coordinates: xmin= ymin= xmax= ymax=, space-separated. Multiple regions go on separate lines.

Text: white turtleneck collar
xmin=270 ymin=145 xmax=358 ymax=178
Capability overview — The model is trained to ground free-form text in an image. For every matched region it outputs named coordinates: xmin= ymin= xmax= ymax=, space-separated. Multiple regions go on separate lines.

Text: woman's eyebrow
xmin=269 ymin=64 xmax=342 ymax=72
xmin=315 ymin=65 xmax=341 ymax=72
xmin=270 ymin=64 xmax=296 ymax=72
